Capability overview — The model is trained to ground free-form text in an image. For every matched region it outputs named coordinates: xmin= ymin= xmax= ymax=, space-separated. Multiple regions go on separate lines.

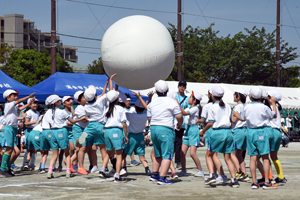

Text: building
xmin=66 ymin=61 xmax=88 ymax=73
xmin=0 ymin=14 xmax=77 ymax=63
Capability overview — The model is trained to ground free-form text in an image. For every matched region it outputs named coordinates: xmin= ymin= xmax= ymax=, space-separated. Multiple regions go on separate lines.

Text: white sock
xmin=115 ymin=173 xmax=120 ymax=178
xmin=209 ymin=173 xmax=213 ymax=178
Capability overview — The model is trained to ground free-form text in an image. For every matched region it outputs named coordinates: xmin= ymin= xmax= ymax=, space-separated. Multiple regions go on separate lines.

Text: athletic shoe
xmin=176 ymin=162 xmax=182 ymax=170
xmin=146 ymin=169 xmax=152 ymax=176
xmin=70 ymin=164 xmax=75 ymax=173
xmin=38 ymin=168 xmax=46 ymax=174
xmin=178 ymin=170 xmax=187 ymax=176
xmin=73 ymin=164 xmax=78 ymax=172
xmin=240 ymin=173 xmax=250 ymax=181
xmin=216 ymin=175 xmax=228 ymax=183
xmin=149 ymin=174 xmax=160 ymax=182
xmin=109 ymin=168 xmax=116 ymax=177
xmin=221 ymin=175 xmax=229 ymax=182
xmin=157 ymin=177 xmax=172 ymax=185
xmin=78 ymin=132 xmax=88 ymax=145
xmin=205 ymin=176 xmax=216 ymax=185
xmin=251 ymin=182 xmax=260 ymax=189
xmin=66 ymin=172 xmax=71 ymax=178
xmin=99 ymin=171 xmax=107 ymax=179
xmin=130 ymin=160 xmax=140 ymax=166
xmin=169 ymin=172 xmax=178 ymax=179
xmin=47 ymin=172 xmax=54 ymax=179
xmin=275 ymin=177 xmax=287 ymax=183
xmin=228 ymin=180 xmax=240 ymax=188
xmin=90 ymin=166 xmax=99 ymax=173
xmin=262 ymin=182 xmax=278 ymax=190
xmin=114 ymin=176 xmax=127 ymax=183
xmin=120 ymin=168 xmax=127 ymax=176
xmin=58 ymin=166 xmax=63 ymax=172
xmin=194 ymin=171 xmax=205 ymax=177
xmin=105 ymin=167 xmax=110 ymax=176
xmin=257 ymin=177 xmax=265 ymax=185
xmin=23 ymin=163 xmax=29 ymax=171
xmin=11 ymin=164 xmax=19 ymax=169
xmin=236 ymin=172 xmax=243 ymax=180
xmin=77 ymin=167 xmax=88 ymax=175
xmin=271 ymin=178 xmax=276 ymax=184
xmin=0 ymin=170 xmax=13 ymax=178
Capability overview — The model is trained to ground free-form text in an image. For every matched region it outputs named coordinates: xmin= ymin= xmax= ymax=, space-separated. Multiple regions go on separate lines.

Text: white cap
xmin=155 ymin=80 xmax=168 ymax=93
xmin=3 ymin=89 xmax=18 ymax=99
xmin=45 ymin=96 xmax=51 ymax=106
xmin=135 ymin=99 xmax=144 ymax=108
xmin=48 ymin=95 xmax=61 ymax=105
xmin=167 ymin=90 xmax=177 ymax=100
xmin=118 ymin=91 xmax=127 ymax=103
xmin=250 ymin=87 xmax=262 ymax=99
xmin=233 ymin=88 xmax=248 ymax=97
xmin=27 ymin=98 xmax=39 ymax=104
xmin=84 ymin=85 xmax=97 ymax=101
xmin=210 ymin=86 xmax=224 ymax=97
xmin=192 ymin=91 xmax=202 ymax=101
xmin=126 ymin=98 xmax=131 ymax=101
xmin=62 ymin=96 xmax=74 ymax=103
xmin=74 ymin=91 xmax=84 ymax=102
xmin=259 ymin=87 xmax=268 ymax=99
xmin=268 ymin=90 xmax=282 ymax=102
xmin=107 ymin=90 xmax=119 ymax=103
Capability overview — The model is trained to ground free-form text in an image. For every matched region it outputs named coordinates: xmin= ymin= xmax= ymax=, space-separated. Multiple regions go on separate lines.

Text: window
xmin=1 ymin=20 xmax=4 ymax=27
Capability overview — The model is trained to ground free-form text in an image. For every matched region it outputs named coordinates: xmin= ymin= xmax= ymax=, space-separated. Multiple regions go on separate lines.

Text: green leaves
xmin=87 ymin=57 xmax=106 ymax=75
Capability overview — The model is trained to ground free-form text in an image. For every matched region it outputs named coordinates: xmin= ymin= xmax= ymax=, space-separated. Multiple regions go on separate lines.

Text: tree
xmin=0 ymin=43 xmax=13 ymax=64
xmin=56 ymin=52 xmax=74 ymax=73
xmin=87 ymin=57 xmax=106 ymax=74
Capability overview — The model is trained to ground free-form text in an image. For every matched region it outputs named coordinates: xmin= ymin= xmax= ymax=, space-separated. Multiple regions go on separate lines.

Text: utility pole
xmin=51 ymin=0 xmax=56 ymax=75
xmin=177 ymin=0 xmax=182 ymax=81
xmin=276 ymin=0 xmax=281 ymax=87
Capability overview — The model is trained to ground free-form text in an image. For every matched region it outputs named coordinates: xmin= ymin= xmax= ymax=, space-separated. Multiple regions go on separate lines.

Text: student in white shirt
xmin=285 ymin=113 xmax=292 ymax=133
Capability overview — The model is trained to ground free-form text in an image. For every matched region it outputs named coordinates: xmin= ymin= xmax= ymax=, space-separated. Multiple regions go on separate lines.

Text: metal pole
xmin=276 ymin=0 xmax=281 ymax=87
xmin=177 ymin=0 xmax=182 ymax=81
xmin=51 ymin=0 xmax=56 ymax=75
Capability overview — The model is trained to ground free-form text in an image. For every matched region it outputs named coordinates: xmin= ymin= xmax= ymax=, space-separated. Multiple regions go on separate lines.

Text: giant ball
xmin=101 ymin=15 xmax=175 ymax=90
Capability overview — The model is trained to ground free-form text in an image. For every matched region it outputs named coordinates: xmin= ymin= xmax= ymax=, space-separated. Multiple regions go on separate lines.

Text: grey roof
xmin=66 ymin=61 xmax=88 ymax=73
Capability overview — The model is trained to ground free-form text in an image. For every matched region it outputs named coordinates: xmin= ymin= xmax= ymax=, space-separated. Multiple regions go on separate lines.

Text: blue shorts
xmin=104 ymin=127 xmax=124 ymax=151
xmin=205 ymin=128 xmax=212 ymax=147
xmin=123 ymin=132 xmax=145 ymax=156
xmin=27 ymin=130 xmax=41 ymax=150
xmin=40 ymin=129 xmax=53 ymax=151
xmin=83 ymin=122 xmax=105 ymax=146
xmin=150 ymin=125 xmax=175 ymax=160
xmin=270 ymin=128 xmax=282 ymax=152
xmin=51 ymin=128 xmax=69 ymax=150
xmin=233 ymin=127 xmax=247 ymax=150
xmin=1 ymin=126 xmax=17 ymax=148
xmin=183 ymin=125 xmax=200 ymax=147
xmin=25 ymin=128 xmax=33 ymax=145
xmin=208 ymin=128 xmax=234 ymax=154
xmin=247 ymin=127 xmax=271 ymax=156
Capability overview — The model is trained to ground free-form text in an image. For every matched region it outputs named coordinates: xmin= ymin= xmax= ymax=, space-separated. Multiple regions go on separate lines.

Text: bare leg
xmin=180 ymin=144 xmax=189 ymax=171
xmin=213 ymin=153 xmax=224 ymax=175
xmin=235 ymin=149 xmax=246 ymax=173
xmin=224 ymin=153 xmax=236 ymax=178
xmin=190 ymin=146 xmax=202 ymax=171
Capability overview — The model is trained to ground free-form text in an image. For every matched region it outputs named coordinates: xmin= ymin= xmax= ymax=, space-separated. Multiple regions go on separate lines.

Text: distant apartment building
xmin=0 ymin=14 xmax=77 ymax=63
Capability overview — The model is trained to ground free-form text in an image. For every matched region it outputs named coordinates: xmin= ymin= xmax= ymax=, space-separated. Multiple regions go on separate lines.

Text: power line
xmin=77 ymin=50 xmax=100 ymax=55
xmin=284 ymin=0 xmax=300 ymax=42
xmin=57 ymin=33 xmax=102 ymax=41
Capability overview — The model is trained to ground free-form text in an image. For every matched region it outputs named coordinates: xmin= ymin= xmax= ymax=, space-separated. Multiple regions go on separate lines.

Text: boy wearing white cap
xmin=0 ymin=89 xmax=35 ymax=177
xmin=244 ymin=87 xmax=278 ymax=189
xmin=147 ymin=80 xmax=183 ymax=185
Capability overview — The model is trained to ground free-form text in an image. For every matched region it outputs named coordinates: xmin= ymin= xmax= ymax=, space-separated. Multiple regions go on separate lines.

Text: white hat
xmin=45 ymin=96 xmax=51 ymax=106
xmin=62 ymin=96 xmax=74 ymax=103
xmin=3 ymin=89 xmax=18 ymax=99
xmin=48 ymin=95 xmax=61 ymax=105
xmin=74 ymin=91 xmax=84 ymax=102
xmin=234 ymin=88 xmax=248 ymax=97
xmin=135 ymin=99 xmax=144 ymax=108
xmin=84 ymin=85 xmax=97 ymax=101
xmin=118 ymin=91 xmax=127 ymax=103
xmin=192 ymin=91 xmax=202 ymax=101
xmin=210 ymin=86 xmax=224 ymax=97
xmin=250 ymin=87 xmax=262 ymax=99
xmin=259 ymin=87 xmax=268 ymax=99
xmin=107 ymin=90 xmax=119 ymax=103
xmin=268 ymin=90 xmax=282 ymax=102
xmin=27 ymin=98 xmax=39 ymax=104
xmin=167 ymin=90 xmax=177 ymax=100
xmin=155 ymin=80 xmax=168 ymax=93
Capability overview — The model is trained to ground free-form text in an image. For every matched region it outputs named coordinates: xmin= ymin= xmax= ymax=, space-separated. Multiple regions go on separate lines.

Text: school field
xmin=0 ymin=142 xmax=299 ymax=200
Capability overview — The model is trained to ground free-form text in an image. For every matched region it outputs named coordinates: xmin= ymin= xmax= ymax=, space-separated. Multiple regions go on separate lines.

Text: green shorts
xmin=270 ymin=128 xmax=282 ymax=152
xmin=104 ymin=127 xmax=124 ymax=151
xmin=41 ymin=129 xmax=53 ymax=151
xmin=83 ymin=122 xmax=105 ymax=146
xmin=1 ymin=126 xmax=17 ymax=148
xmin=66 ymin=127 xmax=75 ymax=145
xmin=27 ymin=130 xmax=41 ymax=150
xmin=25 ymin=128 xmax=33 ymax=145
xmin=205 ymin=128 xmax=212 ymax=147
xmin=0 ymin=132 xmax=2 ymax=147
xmin=247 ymin=127 xmax=271 ymax=156
xmin=51 ymin=128 xmax=69 ymax=150
xmin=183 ymin=125 xmax=200 ymax=147
xmin=150 ymin=125 xmax=175 ymax=160
xmin=123 ymin=132 xmax=145 ymax=156
xmin=209 ymin=128 xmax=234 ymax=154
xmin=233 ymin=127 xmax=247 ymax=150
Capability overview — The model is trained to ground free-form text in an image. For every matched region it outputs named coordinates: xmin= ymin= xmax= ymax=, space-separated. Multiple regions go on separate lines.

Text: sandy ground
xmin=0 ymin=142 xmax=299 ymax=200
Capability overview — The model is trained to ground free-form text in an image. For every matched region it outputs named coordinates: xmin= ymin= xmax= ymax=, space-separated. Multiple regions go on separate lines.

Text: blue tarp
xmin=31 ymin=72 xmax=148 ymax=103
xmin=0 ymin=70 xmax=49 ymax=102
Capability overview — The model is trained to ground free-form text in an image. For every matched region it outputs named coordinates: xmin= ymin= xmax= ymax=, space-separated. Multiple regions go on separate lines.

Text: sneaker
xmin=77 ymin=167 xmax=88 ymax=175
xmin=275 ymin=177 xmax=287 ymax=183
xmin=169 ymin=172 xmax=178 ymax=179
xmin=178 ymin=170 xmax=187 ymax=176
xmin=38 ymin=168 xmax=46 ymax=174
xmin=0 ymin=170 xmax=13 ymax=178
xmin=11 ymin=164 xmax=19 ymax=169
xmin=114 ymin=176 xmax=127 ymax=183
xmin=130 ymin=160 xmax=140 ymax=166
xmin=73 ymin=164 xmax=78 ymax=172
xmin=23 ymin=163 xmax=29 ymax=171
xmin=99 ymin=171 xmax=107 ymax=179
xmin=270 ymin=178 xmax=276 ymax=185
xmin=221 ymin=175 xmax=229 ymax=182
xmin=240 ymin=173 xmax=250 ymax=181
xmin=251 ymin=182 xmax=260 ymax=189
xmin=109 ymin=168 xmax=116 ymax=177
xmin=262 ymin=182 xmax=278 ymax=190
xmin=47 ymin=172 xmax=54 ymax=179
xmin=236 ymin=172 xmax=243 ymax=180
xmin=88 ymin=165 xmax=93 ymax=173
xmin=149 ymin=174 xmax=160 ymax=182
xmin=146 ymin=169 xmax=152 ymax=176
xmin=66 ymin=172 xmax=71 ymax=178
xmin=205 ymin=176 xmax=216 ymax=185
xmin=90 ymin=166 xmax=99 ymax=173
xmin=228 ymin=180 xmax=240 ymax=188
xmin=120 ymin=168 xmax=127 ymax=176
xmin=105 ymin=167 xmax=110 ymax=176
xmin=176 ymin=162 xmax=182 ymax=170
xmin=257 ymin=177 xmax=265 ymax=186
xmin=157 ymin=177 xmax=172 ymax=185
xmin=58 ymin=166 xmax=63 ymax=172
xmin=194 ymin=171 xmax=204 ymax=177
xmin=78 ymin=132 xmax=88 ymax=145
xmin=70 ymin=164 xmax=75 ymax=173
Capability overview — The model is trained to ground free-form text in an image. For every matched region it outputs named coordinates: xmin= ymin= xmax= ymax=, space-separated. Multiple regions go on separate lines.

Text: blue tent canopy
xmin=31 ymin=72 xmax=148 ymax=103
xmin=0 ymin=70 xmax=49 ymax=102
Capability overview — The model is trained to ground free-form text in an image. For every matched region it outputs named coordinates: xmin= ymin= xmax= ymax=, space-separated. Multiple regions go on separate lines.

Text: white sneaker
xmin=194 ymin=171 xmax=204 ymax=177
xmin=120 ymin=168 xmax=127 ymax=176
xmin=90 ymin=166 xmax=99 ymax=173
xmin=216 ymin=176 xmax=224 ymax=183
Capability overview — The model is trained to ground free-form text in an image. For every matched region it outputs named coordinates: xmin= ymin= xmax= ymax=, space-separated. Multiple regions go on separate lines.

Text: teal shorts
xmin=233 ymin=127 xmax=247 ymax=150
xmin=0 ymin=132 xmax=2 ymax=147
xmin=123 ymin=132 xmax=145 ymax=156
xmin=247 ymin=127 xmax=271 ymax=156
xmin=41 ymin=129 xmax=53 ymax=151
xmin=150 ymin=125 xmax=175 ymax=160
xmin=1 ymin=126 xmax=17 ymax=148
xmin=51 ymin=128 xmax=69 ymax=150
xmin=183 ymin=125 xmax=200 ymax=147
xmin=104 ymin=127 xmax=124 ymax=151
xmin=83 ymin=122 xmax=105 ymax=146
xmin=66 ymin=127 xmax=75 ymax=145
xmin=270 ymin=128 xmax=282 ymax=152
xmin=27 ymin=130 xmax=41 ymax=150
xmin=25 ymin=128 xmax=33 ymax=145
xmin=205 ymin=128 xmax=212 ymax=147
xmin=208 ymin=128 xmax=234 ymax=154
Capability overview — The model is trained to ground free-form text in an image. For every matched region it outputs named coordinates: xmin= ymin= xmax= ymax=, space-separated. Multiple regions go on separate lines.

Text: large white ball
xmin=101 ymin=15 xmax=175 ymax=90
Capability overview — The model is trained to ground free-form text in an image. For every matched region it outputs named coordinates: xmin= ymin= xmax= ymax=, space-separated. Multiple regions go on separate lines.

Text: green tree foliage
xmin=168 ymin=23 xmax=299 ymax=87
xmin=0 ymin=43 xmax=13 ymax=64
xmin=87 ymin=57 xmax=106 ymax=74
xmin=56 ymin=52 xmax=74 ymax=73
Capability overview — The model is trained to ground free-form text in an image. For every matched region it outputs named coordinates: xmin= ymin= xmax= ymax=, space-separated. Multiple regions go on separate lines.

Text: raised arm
xmin=177 ymin=101 xmax=189 ymax=116
xmin=16 ymin=93 xmax=35 ymax=105
xmin=110 ymin=73 xmax=117 ymax=91
xmin=132 ymin=92 xmax=148 ymax=109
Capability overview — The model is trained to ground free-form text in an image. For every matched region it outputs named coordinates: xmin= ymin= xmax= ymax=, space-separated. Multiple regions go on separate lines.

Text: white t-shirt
xmin=64 ymin=109 xmax=73 ymax=128
xmin=232 ymin=103 xmax=247 ymax=129
xmin=207 ymin=102 xmax=231 ymax=129
xmin=85 ymin=94 xmax=107 ymax=123
xmin=126 ymin=112 xmax=147 ymax=133
xmin=201 ymin=102 xmax=213 ymax=123
xmin=21 ymin=135 xmax=26 ymax=144
xmin=74 ymin=105 xmax=89 ymax=128
xmin=147 ymin=97 xmax=181 ymax=129
xmin=33 ymin=123 xmax=43 ymax=132
xmin=25 ymin=109 xmax=40 ymax=128
xmin=105 ymin=105 xmax=127 ymax=128
xmin=42 ymin=109 xmax=53 ymax=129
xmin=244 ymin=102 xmax=275 ymax=128
xmin=124 ymin=107 xmax=135 ymax=113
xmin=270 ymin=106 xmax=281 ymax=129
xmin=186 ymin=106 xmax=199 ymax=126
xmin=52 ymin=108 xmax=70 ymax=129
xmin=3 ymin=101 xmax=19 ymax=128
xmin=286 ymin=117 xmax=292 ymax=128
xmin=0 ymin=115 xmax=5 ymax=129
